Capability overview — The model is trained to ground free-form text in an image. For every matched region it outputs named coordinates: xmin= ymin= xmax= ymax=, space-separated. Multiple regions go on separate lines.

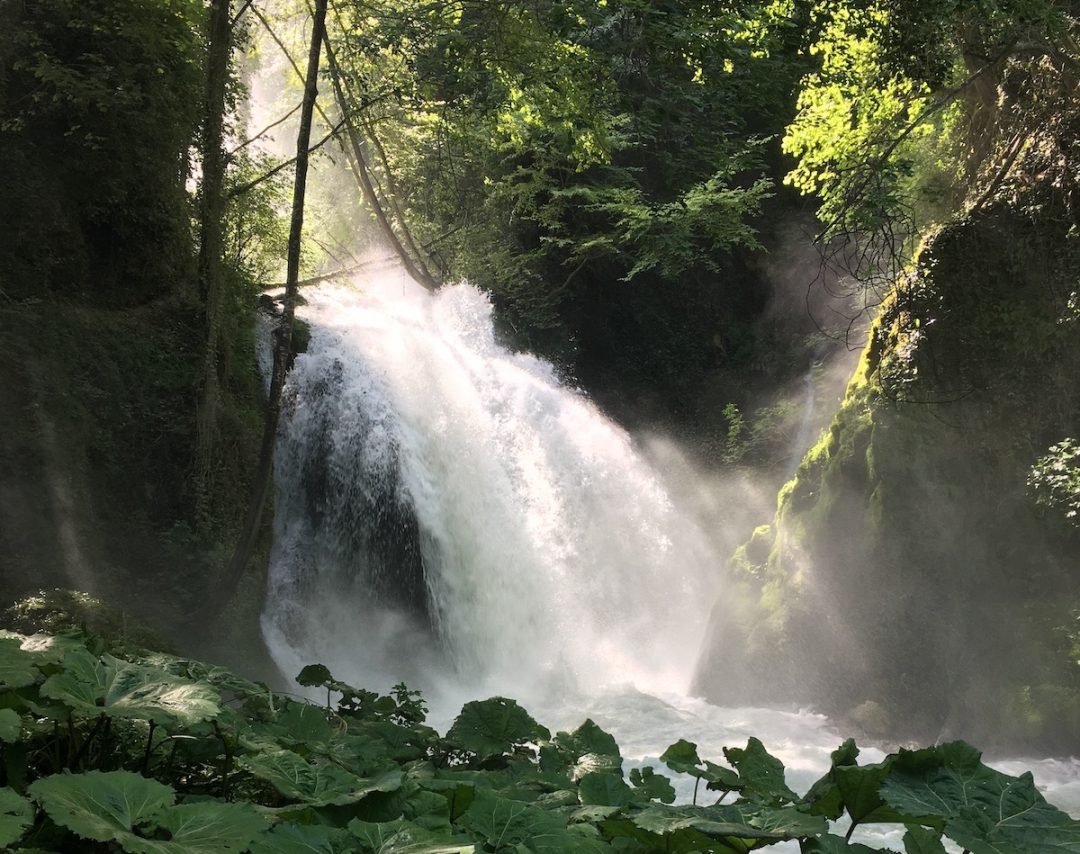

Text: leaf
xmin=41 ymin=649 xmax=221 ymax=726
xmin=802 ymin=833 xmax=890 ymax=853
xmin=555 ymin=720 xmax=620 ymax=761
xmin=0 ymin=638 xmax=39 ymax=689
xmin=903 ymin=826 xmax=946 ymax=854
xmin=297 ymin=664 xmax=333 ymax=688
xmin=250 ymin=822 xmax=355 ymax=854
xmin=722 ymin=738 xmax=797 ymax=805
xmin=0 ymin=630 xmax=86 ymax=665
xmin=803 ymin=740 xmax=861 ymax=821
xmin=348 ymin=817 xmax=475 ymax=852
xmin=833 ymin=762 xmax=905 ymax=823
xmin=267 ymin=701 xmax=339 ymax=748
xmin=446 ymin=698 xmax=550 ymax=759
xmin=0 ymin=787 xmax=33 ymax=848
xmin=659 ymin=739 xmax=703 ymax=776
xmin=578 ymin=772 xmax=635 ymax=807
xmin=0 ymin=709 xmax=21 ymax=743
xmin=240 ymin=749 xmax=403 ymax=806
xmin=456 ymin=788 xmax=566 ymax=849
xmin=629 ymin=766 xmax=676 ymax=804
xmin=125 ymin=802 xmax=267 ymax=854
xmin=659 ymin=739 xmax=740 ymax=791
xmin=631 ymin=802 xmax=826 ymax=843
xmin=880 ymin=740 xmax=1080 ymax=853
xmin=29 ymin=770 xmax=174 ymax=846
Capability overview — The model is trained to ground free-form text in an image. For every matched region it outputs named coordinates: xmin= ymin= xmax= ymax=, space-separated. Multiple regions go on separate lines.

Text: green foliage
xmin=446 ymin=697 xmax=550 ymax=762
xmin=0 ymin=627 xmax=1077 ymax=852
xmin=0 ymin=0 xmax=205 ymax=301
xmin=326 ymin=0 xmax=806 ymax=380
xmin=1030 ymin=439 xmax=1080 ymax=527
xmin=783 ymin=0 xmax=1080 ymax=285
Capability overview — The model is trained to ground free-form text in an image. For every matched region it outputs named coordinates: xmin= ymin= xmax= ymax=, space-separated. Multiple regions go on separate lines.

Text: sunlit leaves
xmin=0 ymin=638 xmax=40 ymax=689
xmin=41 ymin=648 xmax=221 ymax=726
xmin=6 ymin=630 xmax=1080 ymax=854
xmin=127 ymin=802 xmax=266 ymax=854
xmin=29 ymin=770 xmax=174 ymax=846
xmin=881 ymin=742 xmax=1080 ymax=853
xmin=240 ymin=749 xmax=403 ymax=806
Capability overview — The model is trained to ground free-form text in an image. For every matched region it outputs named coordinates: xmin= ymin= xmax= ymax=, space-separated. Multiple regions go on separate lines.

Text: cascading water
xmin=262 ymin=271 xmax=722 ymax=705
xmin=260 ymin=270 xmax=1080 ymax=835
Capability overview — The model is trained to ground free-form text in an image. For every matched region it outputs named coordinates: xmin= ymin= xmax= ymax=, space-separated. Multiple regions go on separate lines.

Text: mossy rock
xmin=697 ymin=189 xmax=1080 ymax=750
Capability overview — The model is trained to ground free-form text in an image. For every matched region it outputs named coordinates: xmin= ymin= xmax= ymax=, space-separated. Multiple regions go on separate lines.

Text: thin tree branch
xmin=228 ymin=118 xmax=346 ymax=198
xmin=231 ymin=0 xmax=254 ymax=27
xmin=228 ymin=101 xmax=302 ymax=156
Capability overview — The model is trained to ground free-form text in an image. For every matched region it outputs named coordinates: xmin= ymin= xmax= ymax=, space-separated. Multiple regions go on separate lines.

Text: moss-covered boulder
xmin=696 ymin=192 xmax=1080 ymax=751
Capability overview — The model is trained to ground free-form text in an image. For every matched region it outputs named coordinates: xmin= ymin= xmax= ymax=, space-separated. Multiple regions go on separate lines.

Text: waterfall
xmin=258 ymin=271 xmax=1080 ymax=831
xmin=261 ymin=271 xmax=723 ymax=706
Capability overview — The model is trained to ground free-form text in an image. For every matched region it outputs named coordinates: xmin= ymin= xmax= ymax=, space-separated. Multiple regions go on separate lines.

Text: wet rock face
xmin=697 ymin=192 xmax=1080 ymax=752
xmin=280 ymin=355 xmax=433 ymax=629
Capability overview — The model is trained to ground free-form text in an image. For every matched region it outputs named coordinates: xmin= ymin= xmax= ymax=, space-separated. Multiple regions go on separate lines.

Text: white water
xmin=261 ymin=272 xmax=1080 ymax=841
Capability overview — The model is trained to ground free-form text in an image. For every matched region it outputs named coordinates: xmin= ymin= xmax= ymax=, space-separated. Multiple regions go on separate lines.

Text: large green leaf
xmin=599 ymin=815 xmax=727 ymax=853
xmin=296 ymin=664 xmax=334 ymax=688
xmin=125 ymin=802 xmax=267 ymax=854
xmin=803 ymin=740 xmax=862 ymax=820
xmin=270 ymin=701 xmax=339 ymax=746
xmin=446 ymin=698 xmax=550 ymax=759
xmin=880 ymin=741 xmax=1080 ymax=853
xmin=40 ymin=649 xmax=221 ymax=726
xmin=631 ymin=802 xmax=826 ymax=843
xmin=141 ymin=654 xmax=269 ymax=701
xmin=0 ymin=630 xmax=86 ymax=665
xmin=0 ymin=638 xmax=40 ymax=689
xmin=801 ymin=833 xmax=892 ymax=853
xmin=0 ymin=708 xmax=21 ymax=743
xmin=240 ymin=749 xmax=403 ymax=806
xmin=659 ymin=739 xmax=741 ymax=792
xmin=456 ymin=788 xmax=568 ymax=849
xmin=833 ymin=762 xmax=908 ymax=824
xmin=348 ymin=817 xmax=475 ymax=852
xmin=541 ymin=719 xmax=622 ymax=780
xmin=29 ymin=770 xmax=174 ymax=845
xmin=0 ymin=786 xmax=33 ymax=848
xmin=562 ymin=720 xmax=619 ymax=759
xmin=250 ymin=822 xmax=355 ymax=854
xmin=722 ymin=738 xmax=797 ymax=805
xmin=255 ymin=822 xmax=357 ymax=854
xmin=902 ymin=826 xmax=946 ymax=854
xmin=578 ymin=772 xmax=635 ymax=807
xmin=629 ymin=766 xmax=676 ymax=804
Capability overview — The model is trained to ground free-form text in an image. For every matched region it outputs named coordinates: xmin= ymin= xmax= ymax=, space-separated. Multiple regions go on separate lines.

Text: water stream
xmin=261 ymin=272 xmax=1080 ymax=842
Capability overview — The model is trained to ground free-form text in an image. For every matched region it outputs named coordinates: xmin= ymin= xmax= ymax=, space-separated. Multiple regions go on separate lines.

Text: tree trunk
xmin=193 ymin=0 xmax=233 ymax=531
xmin=248 ymin=5 xmax=438 ymax=290
xmin=210 ymin=0 xmax=329 ymax=617
xmin=322 ymin=35 xmax=440 ymax=291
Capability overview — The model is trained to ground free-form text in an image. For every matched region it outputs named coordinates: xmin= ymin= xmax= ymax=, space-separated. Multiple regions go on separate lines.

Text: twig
xmin=228 ymin=101 xmax=303 ymax=156
xmin=228 ymin=118 xmax=347 ymax=198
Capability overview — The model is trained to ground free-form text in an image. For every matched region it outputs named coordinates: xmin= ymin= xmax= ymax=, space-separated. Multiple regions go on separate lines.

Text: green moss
xmin=698 ymin=190 xmax=1080 ymax=750
xmin=0 ymin=296 xmax=270 ymax=661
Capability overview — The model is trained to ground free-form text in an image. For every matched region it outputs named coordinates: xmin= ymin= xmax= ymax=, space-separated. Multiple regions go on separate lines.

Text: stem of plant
xmin=72 ymin=715 xmax=106 ymax=770
xmin=142 ymin=722 xmax=157 ymax=775
xmin=845 ymin=820 xmax=859 ymax=842
xmin=165 ymin=739 xmax=179 ymax=780
xmin=693 ymin=777 xmax=700 ymax=806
